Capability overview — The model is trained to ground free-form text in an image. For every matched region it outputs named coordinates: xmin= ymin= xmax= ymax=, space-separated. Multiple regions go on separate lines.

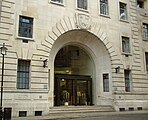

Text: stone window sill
xmin=50 ymin=1 xmax=64 ymax=7
xmin=16 ymin=36 xmax=34 ymax=41
xmin=120 ymin=19 xmax=129 ymax=23
xmin=100 ymin=14 xmax=110 ymax=19
xmin=122 ymin=52 xmax=132 ymax=57
xmin=77 ymin=8 xmax=89 ymax=13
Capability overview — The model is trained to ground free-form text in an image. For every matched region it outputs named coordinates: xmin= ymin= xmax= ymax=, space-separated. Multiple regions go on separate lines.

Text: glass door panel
xmin=87 ymin=80 xmax=92 ymax=105
xmin=77 ymin=80 xmax=87 ymax=105
xmin=59 ymin=79 xmax=73 ymax=105
xmin=66 ymin=80 xmax=74 ymax=105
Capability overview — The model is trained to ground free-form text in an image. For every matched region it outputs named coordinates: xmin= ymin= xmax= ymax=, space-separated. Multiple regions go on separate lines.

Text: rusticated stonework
xmin=0 ymin=0 xmax=148 ymax=117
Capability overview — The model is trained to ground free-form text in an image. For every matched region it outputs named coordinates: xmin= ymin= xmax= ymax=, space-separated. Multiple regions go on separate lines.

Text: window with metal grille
xmin=35 ymin=111 xmax=42 ymax=116
xmin=145 ymin=52 xmax=148 ymax=72
xmin=124 ymin=70 xmax=131 ymax=92
xmin=103 ymin=73 xmax=109 ymax=92
xmin=122 ymin=36 xmax=130 ymax=53
xmin=18 ymin=16 xmax=33 ymax=38
xmin=119 ymin=2 xmax=128 ymax=20
xmin=100 ymin=0 xmax=108 ymax=15
xmin=17 ymin=60 xmax=30 ymax=89
xmin=143 ymin=23 xmax=148 ymax=40
xmin=77 ymin=0 xmax=87 ymax=10
xmin=51 ymin=0 xmax=63 ymax=3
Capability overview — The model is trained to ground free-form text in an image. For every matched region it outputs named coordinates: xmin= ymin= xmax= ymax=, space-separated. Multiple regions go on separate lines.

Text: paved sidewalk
xmin=12 ymin=111 xmax=148 ymax=120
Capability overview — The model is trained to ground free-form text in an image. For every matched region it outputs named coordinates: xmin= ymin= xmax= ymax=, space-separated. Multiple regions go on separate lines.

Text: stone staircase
xmin=12 ymin=106 xmax=115 ymax=120
xmin=49 ymin=105 xmax=115 ymax=114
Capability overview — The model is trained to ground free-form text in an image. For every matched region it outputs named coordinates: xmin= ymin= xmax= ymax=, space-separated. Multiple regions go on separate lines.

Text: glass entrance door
xmin=76 ymin=80 xmax=91 ymax=105
xmin=59 ymin=79 xmax=74 ymax=105
xmin=54 ymin=74 xmax=92 ymax=106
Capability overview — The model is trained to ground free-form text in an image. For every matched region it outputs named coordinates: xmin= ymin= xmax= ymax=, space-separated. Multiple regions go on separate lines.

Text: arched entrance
xmin=54 ymin=45 xmax=94 ymax=106
xmin=48 ymin=29 xmax=112 ymax=107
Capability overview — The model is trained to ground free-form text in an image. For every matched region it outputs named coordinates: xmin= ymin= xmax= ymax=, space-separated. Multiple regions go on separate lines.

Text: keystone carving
xmin=75 ymin=13 xmax=91 ymax=30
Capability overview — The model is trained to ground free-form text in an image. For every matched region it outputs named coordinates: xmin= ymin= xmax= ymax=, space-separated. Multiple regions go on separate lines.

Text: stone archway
xmin=48 ymin=29 xmax=112 ymax=106
xmin=54 ymin=45 xmax=94 ymax=106
xmin=35 ymin=15 xmax=121 ymax=107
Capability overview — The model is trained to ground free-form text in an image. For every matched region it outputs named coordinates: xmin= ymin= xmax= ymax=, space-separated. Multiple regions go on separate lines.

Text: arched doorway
xmin=48 ymin=30 xmax=112 ymax=107
xmin=54 ymin=45 xmax=94 ymax=106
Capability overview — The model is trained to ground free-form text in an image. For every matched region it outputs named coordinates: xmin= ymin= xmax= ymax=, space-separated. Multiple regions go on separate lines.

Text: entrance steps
xmin=49 ymin=106 xmax=115 ymax=114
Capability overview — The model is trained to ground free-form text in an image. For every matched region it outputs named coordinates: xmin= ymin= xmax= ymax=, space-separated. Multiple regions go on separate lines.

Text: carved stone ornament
xmin=75 ymin=13 xmax=91 ymax=30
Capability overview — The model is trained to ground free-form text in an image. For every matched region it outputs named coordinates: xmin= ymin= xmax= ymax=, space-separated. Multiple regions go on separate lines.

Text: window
xmin=35 ymin=111 xmax=42 ymax=116
xmin=100 ymin=0 xmax=109 ymax=15
xmin=103 ymin=73 xmax=109 ymax=92
xmin=137 ymin=0 xmax=144 ymax=8
xmin=143 ymin=23 xmax=148 ymax=40
xmin=124 ymin=70 xmax=131 ymax=92
xmin=122 ymin=36 xmax=130 ymax=53
xmin=51 ymin=0 xmax=63 ymax=4
xmin=77 ymin=0 xmax=87 ymax=10
xmin=18 ymin=16 xmax=33 ymax=38
xmin=19 ymin=111 xmax=27 ymax=117
xmin=145 ymin=52 xmax=148 ymax=72
xmin=119 ymin=2 xmax=128 ymax=20
xmin=17 ymin=60 xmax=30 ymax=89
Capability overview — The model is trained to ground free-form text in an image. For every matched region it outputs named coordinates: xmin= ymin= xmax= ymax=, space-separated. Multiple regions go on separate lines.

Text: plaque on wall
xmin=75 ymin=13 xmax=91 ymax=30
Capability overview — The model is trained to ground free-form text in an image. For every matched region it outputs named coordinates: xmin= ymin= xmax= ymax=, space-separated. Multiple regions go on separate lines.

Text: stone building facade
xmin=0 ymin=0 xmax=148 ymax=117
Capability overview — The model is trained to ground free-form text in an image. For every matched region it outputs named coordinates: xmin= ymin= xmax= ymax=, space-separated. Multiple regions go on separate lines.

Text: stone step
xmin=49 ymin=106 xmax=115 ymax=114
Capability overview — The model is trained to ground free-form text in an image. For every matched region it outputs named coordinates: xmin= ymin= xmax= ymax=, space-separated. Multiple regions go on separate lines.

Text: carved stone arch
xmin=41 ymin=15 xmax=120 ymax=70
xmin=35 ymin=15 xmax=124 ymax=106
xmin=36 ymin=15 xmax=122 ymax=76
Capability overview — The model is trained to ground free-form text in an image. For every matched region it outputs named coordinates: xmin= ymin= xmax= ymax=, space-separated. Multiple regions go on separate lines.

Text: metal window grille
xmin=103 ymin=74 xmax=109 ymax=92
xmin=35 ymin=111 xmax=42 ymax=116
xmin=77 ymin=0 xmax=87 ymax=10
xmin=17 ymin=60 xmax=30 ymax=89
xmin=122 ymin=37 xmax=130 ymax=53
xmin=143 ymin=23 xmax=148 ymax=40
xmin=120 ymin=2 xmax=127 ymax=20
xmin=18 ymin=16 xmax=33 ymax=38
xmin=100 ymin=0 xmax=108 ymax=15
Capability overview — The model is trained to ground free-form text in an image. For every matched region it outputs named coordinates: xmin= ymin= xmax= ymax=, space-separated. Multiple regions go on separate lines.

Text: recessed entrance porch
xmin=49 ymin=30 xmax=112 ymax=107
xmin=54 ymin=45 xmax=94 ymax=106
xmin=54 ymin=74 xmax=93 ymax=106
